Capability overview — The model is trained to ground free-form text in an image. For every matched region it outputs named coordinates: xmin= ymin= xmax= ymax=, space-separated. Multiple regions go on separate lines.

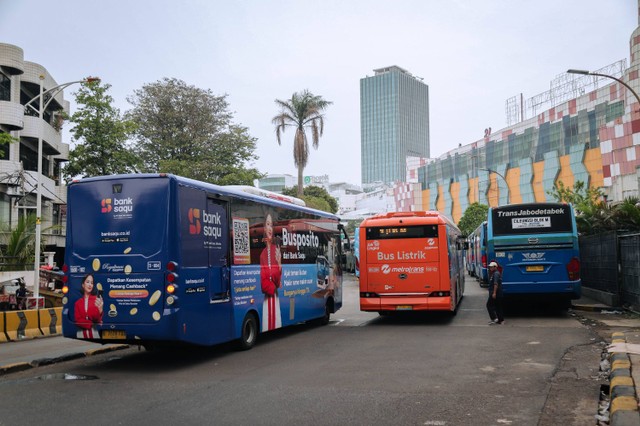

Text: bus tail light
xmin=360 ymin=292 xmax=378 ymax=298
xmin=567 ymin=257 xmax=580 ymax=281
xmin=481 ymin=254 xmax=487 ymax=268
xmin=165 ymin=261 xmax=179 ymax=305
xmin=428 ymin=291 xmax=450 ymax=297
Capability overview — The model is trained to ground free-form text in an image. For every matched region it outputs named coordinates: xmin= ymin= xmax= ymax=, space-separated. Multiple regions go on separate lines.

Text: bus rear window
xmin=366 ymin=225 xmax=438 ymax=240
xmin=491 ymin=204 xmax=573 ymax=236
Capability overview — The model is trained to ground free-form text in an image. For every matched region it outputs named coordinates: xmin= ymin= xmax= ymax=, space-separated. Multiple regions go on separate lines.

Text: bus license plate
xmin=396 ymin=305 xmax=413 ymax=310
xmin=526 ymin=265 xmax=544 ymax=272
xmin=102 ymin=330 xmax=126 ymax=339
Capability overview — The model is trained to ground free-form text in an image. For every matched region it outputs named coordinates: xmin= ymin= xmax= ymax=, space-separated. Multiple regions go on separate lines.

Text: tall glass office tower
xmin=360 ymin=66 xmax=430 ymax=186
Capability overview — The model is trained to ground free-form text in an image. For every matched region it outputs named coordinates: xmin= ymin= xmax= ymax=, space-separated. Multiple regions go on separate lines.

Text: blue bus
xmin=470 ymin=221 xmax=488 ymax=286
xmin=486 ymin=202 xmax=581 ymax=303
xmin=61 ymin=174 xmax=344 ymax=350
xmin=465 ymin=234 xmax=474 ymax=277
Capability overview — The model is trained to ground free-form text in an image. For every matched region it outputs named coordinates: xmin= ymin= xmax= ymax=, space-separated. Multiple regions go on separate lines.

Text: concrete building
xmin=360 ymin=66 xmax=430 ymax=186
xmin=254 ymin=174 xmax=296 ymax=193
xmin=413 ymin=4 xmax=640 ymax=223
xmin=0 ymin=43 xmax=70 ymax=266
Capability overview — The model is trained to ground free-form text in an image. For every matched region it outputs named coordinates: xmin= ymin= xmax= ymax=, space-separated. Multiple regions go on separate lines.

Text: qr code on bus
xmin=232 ymin=218 xmax=250 ymax=264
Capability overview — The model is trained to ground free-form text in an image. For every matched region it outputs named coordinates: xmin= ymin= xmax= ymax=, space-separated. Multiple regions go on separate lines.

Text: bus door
xmin=206 ymin=198 xmax=230 ymax=301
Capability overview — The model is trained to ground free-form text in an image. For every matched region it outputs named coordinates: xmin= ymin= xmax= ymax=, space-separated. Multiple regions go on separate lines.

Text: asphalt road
xmin=0 ymin=274 xmax=605 ymax=426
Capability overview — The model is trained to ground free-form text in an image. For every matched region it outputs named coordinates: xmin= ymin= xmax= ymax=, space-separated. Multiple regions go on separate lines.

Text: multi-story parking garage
xmin=0 ymin=42 xmax=69 ymax=266
xmin=414 ymin=10 xmax=640 ymax=223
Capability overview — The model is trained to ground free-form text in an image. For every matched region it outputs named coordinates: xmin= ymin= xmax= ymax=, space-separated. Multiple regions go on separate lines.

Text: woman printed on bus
xmin=260 ymin=213 xmax=282 ymax=331
xmin=74 ymin=273 xmax=103 ymax=338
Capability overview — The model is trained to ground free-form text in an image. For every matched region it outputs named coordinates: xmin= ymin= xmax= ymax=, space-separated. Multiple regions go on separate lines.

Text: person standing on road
xmin=15 ymin=280 xmax=27 ymax=310
xmin=486 ymin=261 xmax=504 ymax=325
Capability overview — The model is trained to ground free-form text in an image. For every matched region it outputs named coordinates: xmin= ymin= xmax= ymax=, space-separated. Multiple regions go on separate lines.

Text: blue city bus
xmin=61 ymin=174 xmax=344 ymax=349
xmin=470 ymin=221 xmax=488 ymax=286
xmin=465 ymin=234 xmax=474 ymax=277
xmin=486 ymin=202 xmax=581 ymax=303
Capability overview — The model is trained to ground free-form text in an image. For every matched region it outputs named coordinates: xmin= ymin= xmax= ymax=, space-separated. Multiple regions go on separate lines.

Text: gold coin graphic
xmin=149 ymin=290 xmax=161 ymax=306
xmin=124 ymin=265 xmax=132 ymax=274
xmin=123 ymin=247 xmax=132 ymax=254
xmin=152 ymin=311 xmax=161 ymax=321
xmin=130 ymin=307 xmax=138 ymax=315
xmin=92 ymin=258 xmax=100 ymax=271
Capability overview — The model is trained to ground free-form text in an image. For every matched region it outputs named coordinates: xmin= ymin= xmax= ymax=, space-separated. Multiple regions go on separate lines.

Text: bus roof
xmin=70 ymin=173 xmax=340 ymax=221
xmin=361 ymin=210 xmax=459 ymax=229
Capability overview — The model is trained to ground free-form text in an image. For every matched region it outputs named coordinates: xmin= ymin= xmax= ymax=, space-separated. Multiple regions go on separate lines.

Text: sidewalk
xmin=0 ymin=335 xmax=128 ymax=375
xmin=571 ymin=295 xmax=640 ymax=426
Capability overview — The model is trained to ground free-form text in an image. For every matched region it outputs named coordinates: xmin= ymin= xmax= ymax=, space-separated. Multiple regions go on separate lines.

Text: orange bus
xmin=359 ymin=211 xmax=466 ymax=314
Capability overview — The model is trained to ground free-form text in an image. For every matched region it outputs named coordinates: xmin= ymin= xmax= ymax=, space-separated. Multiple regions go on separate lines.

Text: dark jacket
xmin=489 ymin=270 xmax=503 ymax=297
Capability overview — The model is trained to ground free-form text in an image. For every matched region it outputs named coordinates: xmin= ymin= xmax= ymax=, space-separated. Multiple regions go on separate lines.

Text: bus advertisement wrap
xmin=62 ymin=174 xmax=344 ymax=349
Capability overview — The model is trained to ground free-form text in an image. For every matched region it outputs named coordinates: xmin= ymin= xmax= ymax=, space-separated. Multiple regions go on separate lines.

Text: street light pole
xmin=480 ymin=168 xmax=509 ymax=205
xmin=23 ymin=75 xmax=99 ymax=303
xmin=567 ymin=69 xmax=640 ymax=109
xmin=567 ymin=69 xmax=640 ymax=202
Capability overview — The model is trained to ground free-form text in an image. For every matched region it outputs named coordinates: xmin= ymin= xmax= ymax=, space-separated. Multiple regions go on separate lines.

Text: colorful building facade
xmin=417 ymin=11 xmax=640 ymax=224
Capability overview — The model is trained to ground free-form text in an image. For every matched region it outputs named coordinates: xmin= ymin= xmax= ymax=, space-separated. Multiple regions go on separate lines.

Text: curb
xmin=609 ymin=332 xmax=640 ymax=426
xmin=0 ymin=344 xmax=129 ymax=376
xmin=571 ymin=303 xmax=613 ymax=312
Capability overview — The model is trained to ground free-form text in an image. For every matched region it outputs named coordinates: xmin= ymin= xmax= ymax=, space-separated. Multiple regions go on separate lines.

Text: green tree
xmin=546 ymin=180 xmax=613 ymax=235
xmin=0 ymin=132 xmax=18 ymax=157
xmin=282 ymin=185 xmax=338 ymax=214
xmin=0 ymin=214 xmax=36 ymax=271
xmin=272 ymin=90 xmax=332 ymax=197
xmin=457 ymin=202 xmax=489 ymax=237
xmin=613 ymin=197 xmax=640 ymax=231
xmin=343 ymin=219 xmax=362 ymax=239
xmin=127 ymin=78 xmax=262 ymax=185
xmin=546 ymin=180 xmax=603 ymax=209
xmin=64 ymin=80 xmax=139 ymax=181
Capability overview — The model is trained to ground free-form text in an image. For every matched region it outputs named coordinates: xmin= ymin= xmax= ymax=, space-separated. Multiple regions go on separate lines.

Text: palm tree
xmin=272 ymin=90 xmax=332 ymax=197
xmin=0 ymin=214 xmax=37 ymax=271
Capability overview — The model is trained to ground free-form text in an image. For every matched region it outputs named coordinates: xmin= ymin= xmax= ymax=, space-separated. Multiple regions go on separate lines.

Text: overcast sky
xmin=0 ymin=0 xmax=636 ymax=185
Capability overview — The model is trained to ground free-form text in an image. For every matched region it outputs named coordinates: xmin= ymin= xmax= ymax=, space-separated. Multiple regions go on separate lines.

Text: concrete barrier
xmin=39 ymin=308 xmax=61 ymax=336
xmin=4 ymin=309 xmax=43 ymax=341
xmin=609 ymin=331 xmax=640 ymax=426
xmin=0 ymin=312 xmax=8 ymax=343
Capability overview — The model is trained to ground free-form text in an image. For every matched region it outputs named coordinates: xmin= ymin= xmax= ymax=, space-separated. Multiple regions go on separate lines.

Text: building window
xmin=0 ymin=71 xmax=10 ymax=101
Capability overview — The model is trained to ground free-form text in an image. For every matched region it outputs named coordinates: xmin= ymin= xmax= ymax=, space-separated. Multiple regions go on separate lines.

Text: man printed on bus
xmin=260 ymin=213 xmax=282 ymax=331
xmin=486 ymin=261 xmax=504 ymax=325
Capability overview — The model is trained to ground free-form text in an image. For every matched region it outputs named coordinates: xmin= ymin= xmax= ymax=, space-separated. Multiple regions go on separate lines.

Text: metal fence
xmin=579 ymin=231 xmax=640 ymax=308
xmin=619 ymin=234 xmax=640 ymax=308
xmin=579 ymin=231 xmax=619 ymax=294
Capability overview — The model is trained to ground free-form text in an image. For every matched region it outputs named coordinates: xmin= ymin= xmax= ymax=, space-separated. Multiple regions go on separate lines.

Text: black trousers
xmin=486 ymin=294 xmax=504 ymax=322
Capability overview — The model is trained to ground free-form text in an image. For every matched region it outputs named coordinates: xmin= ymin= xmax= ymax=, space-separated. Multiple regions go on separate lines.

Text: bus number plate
xmin=396 ymin=305 xmax=413 ymax=310
xmin=525 ymin=265 xmax=544 ymax=272
xmin=102 ymin=330 xmax=126 ymax=339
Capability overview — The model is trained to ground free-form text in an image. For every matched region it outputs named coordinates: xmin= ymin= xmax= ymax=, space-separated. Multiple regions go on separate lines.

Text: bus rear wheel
xmin=237 ymin=313 xmax=258 ymax=351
